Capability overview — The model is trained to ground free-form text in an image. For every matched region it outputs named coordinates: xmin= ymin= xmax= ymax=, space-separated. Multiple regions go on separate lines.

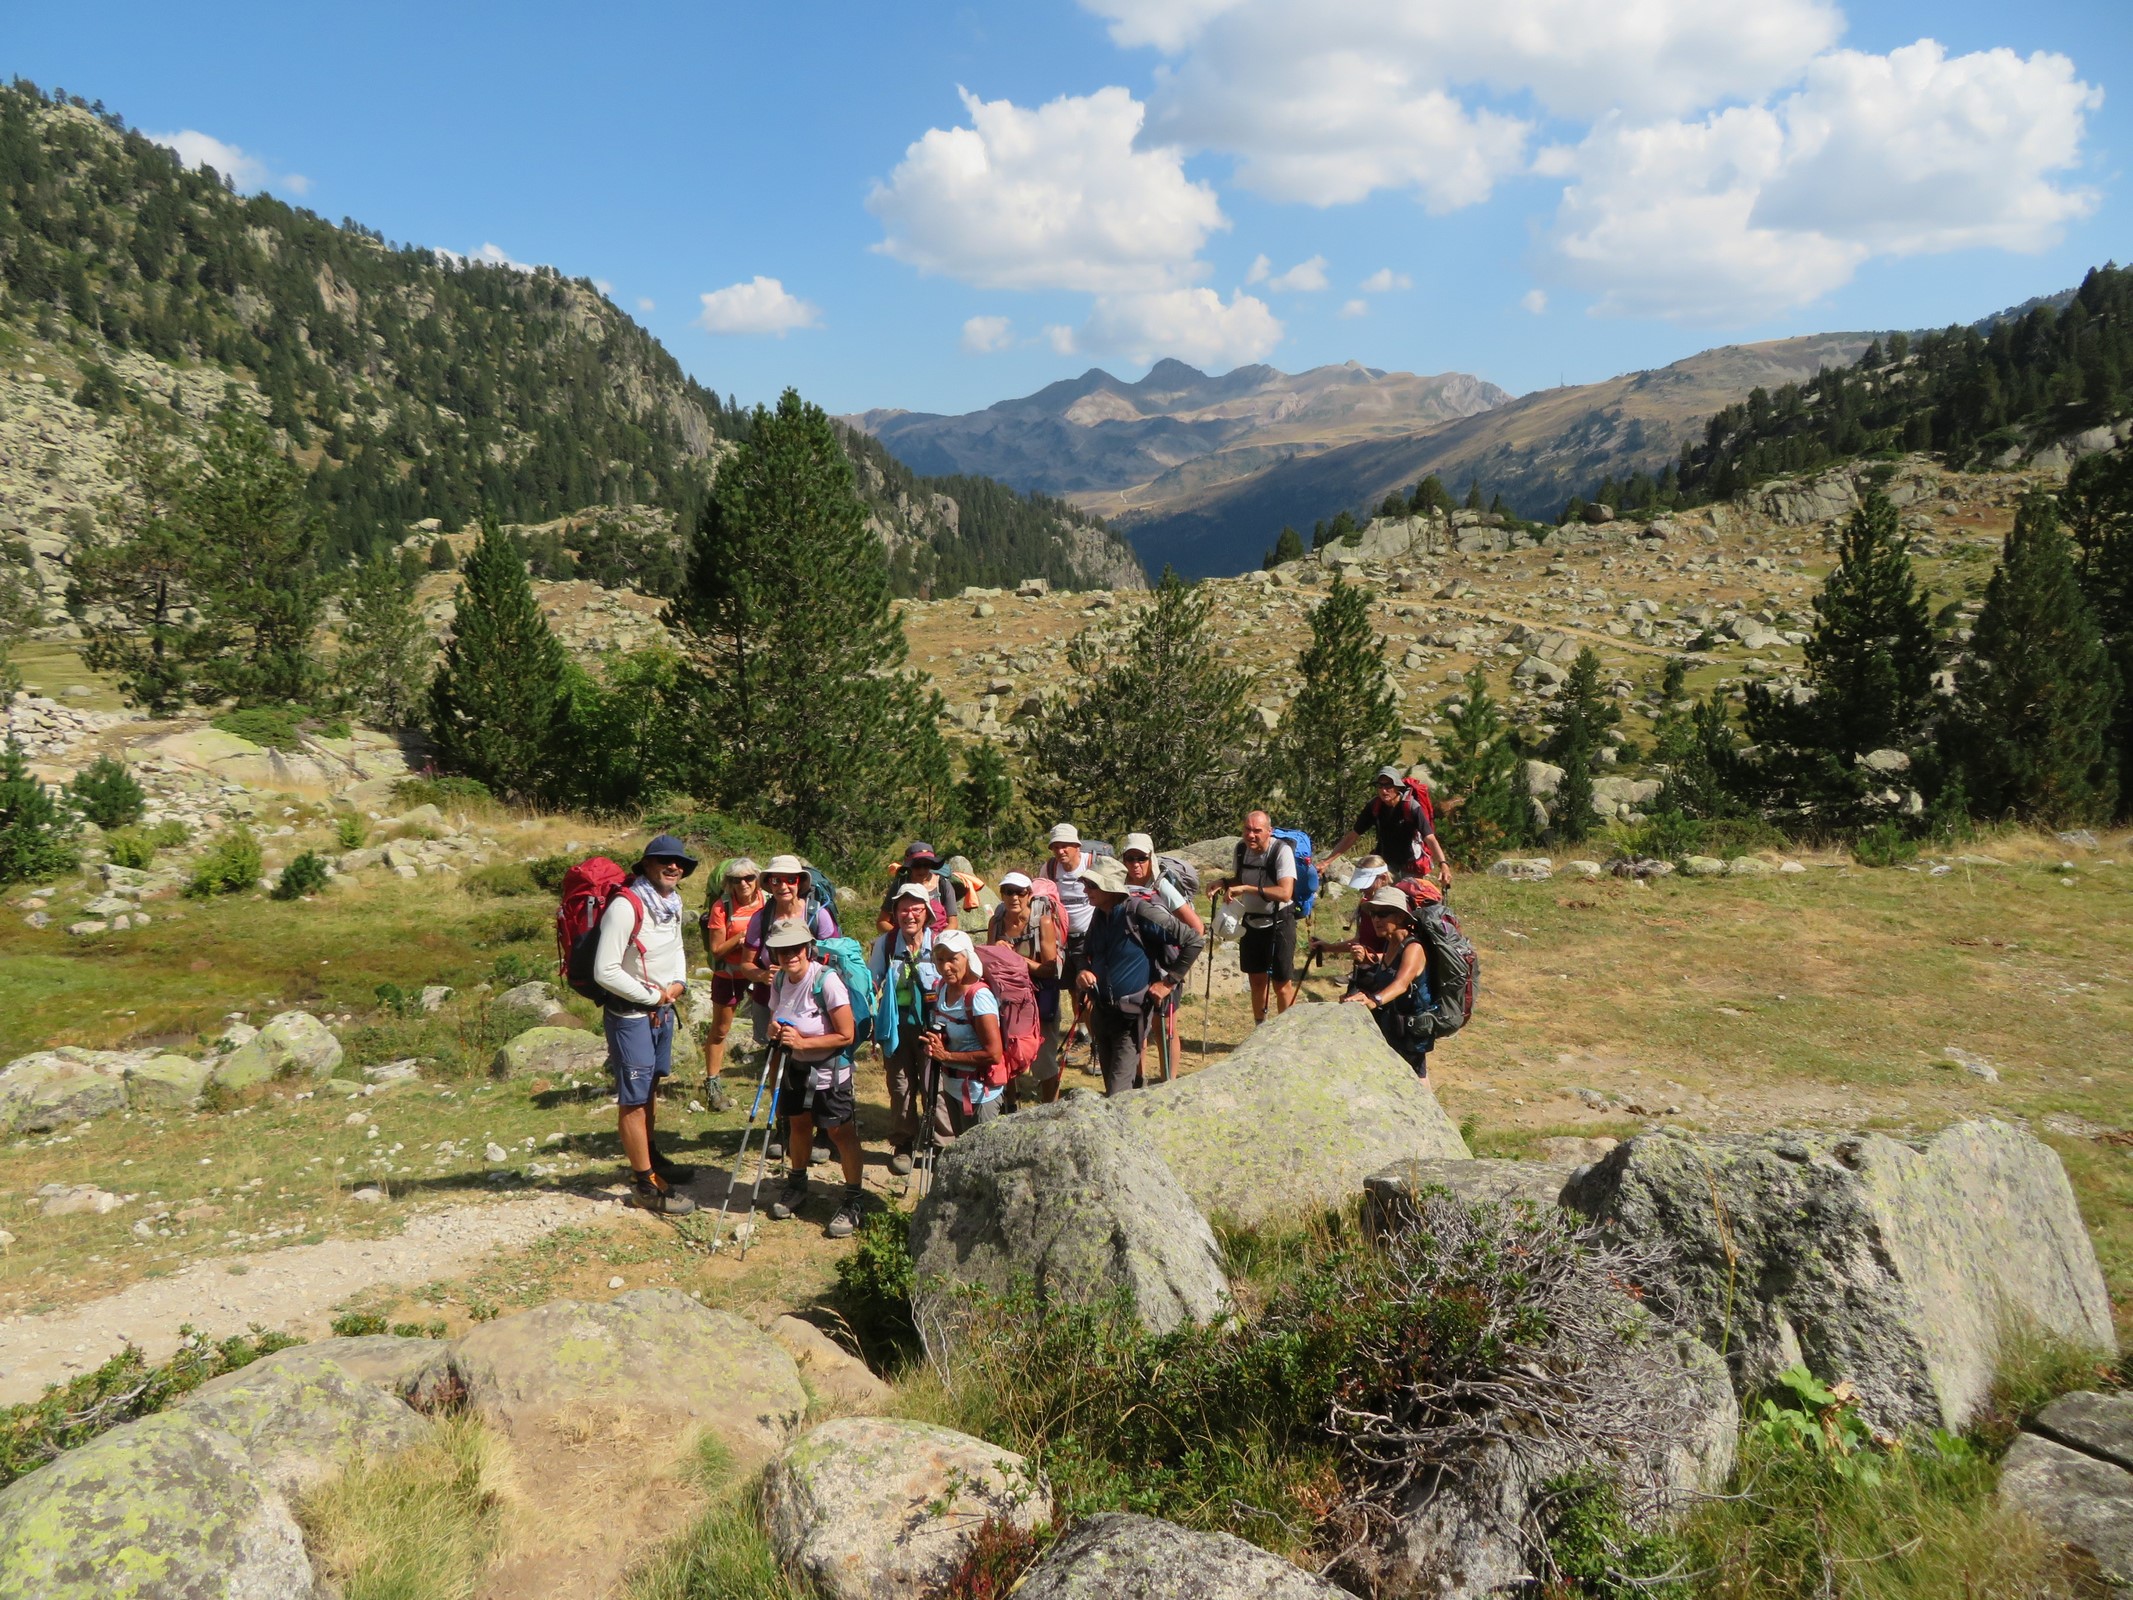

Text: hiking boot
xmin=630 ymin=1173 xmax=697 ymax=1216
xmin=651 ymin=1150 xmax=696 ymax=1184
xmin=703 ymin=1079 xmax=732 ymax=1114
xmin=826 ymin=1188 xmax=865 ymax=1239
xmin=768 ymin=1173 xmax=809 ymax=1221
xmin=889 ymin=1146 xmax=914 ymax=1177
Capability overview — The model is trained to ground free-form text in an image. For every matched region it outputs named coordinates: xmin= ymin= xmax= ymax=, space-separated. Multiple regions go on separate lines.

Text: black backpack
xmin=1414 ymin=905 xmax=1477 ymax=1039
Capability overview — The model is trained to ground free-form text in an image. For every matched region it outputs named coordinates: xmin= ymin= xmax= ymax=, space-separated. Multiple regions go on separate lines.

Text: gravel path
xmin=0 ymin=1193 xmax=612 ymax=1405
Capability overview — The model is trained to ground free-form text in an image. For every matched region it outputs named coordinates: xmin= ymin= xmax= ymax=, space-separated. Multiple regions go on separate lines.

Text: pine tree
xmin=1409 ymin=476 xmax=1454 ymax=516
xmin=957 ymin=740 xmax=1015 ymax=854
xmin=1950 ymin=492 xmax=2119 ymax=824
xmin=1744 ymin=486 xmax=1939 ymax=819
xmin=1545 ymin=647 xmax=1618 ymax=843
xmin=673 ymin=389 xmax=948 ymax=862
xmin=2062 ymin=445 xmax=2133 ymax=814
xmin=1433 ymin=667 xmax=1531 ymax=866
xmin=335 ymin=550 xmax=431 ymax=728
xmin=1464 ymin=481 xmax=1483 ymax=511
xmin=1020 ymin=570 xmax=1258 ymax=844
xmin=1265 ymin=524 xmax=1304 ymax=568
xmin=1266 ymin=576 xmax=1402 ymax=844
xmin=0 ymin=740 xmax=79 ymax=886
xmin=72 ymin=426 xmax=199 ymax=713
xmin=427 ymin=519 xmax=572 ymax=804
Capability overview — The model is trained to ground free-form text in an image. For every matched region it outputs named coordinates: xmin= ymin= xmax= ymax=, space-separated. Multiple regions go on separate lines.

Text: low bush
xmin=0 ymin=739 xmax=80 ymax=886
xmin=528 ymin=853 xmax=576 ymax=893
xmin=187 ymin=827 xmax=263 ymax=897
xmin=335 ymin=813 xmax=368 ymax=851
xmin=273 ymin=851 xmax=331 ymax=900
xmin=392 ymin=775 xmax=492 ymax=809
xmin=464 ymin=861 xmax=540 ymax=897
xmin=488 ymin=950 xmax=547 ymax=987
xmin=66 ymin=754 xmax=145 ymax=829
xmin=1618 ymin=811 xmax=1788 ymax=863
xmin=0 ymin=1325 xmax=299 ymax=1489
xmin=833 ymin=1209 xmax=918 ymax=1365
xmin=143 ymin=819 xmax=189 ymax=849
xmin=1853 ymin=821 xmax=1920 ymax=868
xmin=104 ymin=828 xmax=158 ymax=870
xmin=212 ymin=706 xmax=304 ymax=751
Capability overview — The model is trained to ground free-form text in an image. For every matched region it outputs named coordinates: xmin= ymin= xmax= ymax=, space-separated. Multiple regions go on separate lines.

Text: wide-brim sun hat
xmin=1048 ymin=822 xmax=1080 ymax=845
xmin=890 ymin=881 xmax=933 ymax=904
xmin=1121 ymin=831 xmax=1154 ymax=858
xmin=1364 ymin=886 xmax=1417 ymax=919
xmin=764 ymin=854 xmax=808 ymax=878
xmin=934 ymin=927 xmax=984 ymax=978
xmin=1077 ymin=857 xmax=1131 ymax=895
xmin=763 ymin=917 xmax=816 ymax=951
xmin=639 ymin=833 xmax=699 ymax=875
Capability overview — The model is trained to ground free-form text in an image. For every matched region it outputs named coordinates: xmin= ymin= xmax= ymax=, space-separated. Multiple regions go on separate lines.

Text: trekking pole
xmin=1201 ymin=894 xmax=1218 ymax=1058
xmin=733 ymin=1048 xmax=789 ymax=1260
xmin=1157 ymin=995 xmax=1176 ymax=1084
xmin=707 ymin=1045 xmax=780 ymax=1254
xmin=915 ymin=1047 xmax=940 ymax=1200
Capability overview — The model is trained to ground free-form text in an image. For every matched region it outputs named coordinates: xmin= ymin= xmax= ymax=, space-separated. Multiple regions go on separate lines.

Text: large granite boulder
xmin=0 ymin=1411 xmax=321 ymax=1599
xmin=212 ymin=1011 xmax=344 ymax=1089
xmin=449 ymin=1288 xmax=806 ymax=1459
xmin=120 ymin=1053 xmax=212 ymax=1112
xmin=765 ymin=1316 xmax=894 ymax=1411
xmin=2001 ymin=1413 xmax=2133 ymax=1596
xmin=491 ymin=1024 xmax=606 ymax=1079
xmin=232 ymin=1335 xmax=455 ymax=1406
xmin=173 ymin=1357 xmax=433 ymax=1498
xmin=1015 ymin=1512 xmax=1348 ymax=1598
xmin=1563 ymin=1121 xmax=2116 ymax=1431
xmin=1117 ymin=1003 xmax=1469 ymax=1226
xmin=910 ymin=1094 xmax=1228 ymax=1348
xmin=763 ymin=1417 xmax=1048 ymax=1600
xmin=0 ymin=1051 xmax=129 ymax=1133
xmin=492 ymin=980 xmax=570 ymax=1036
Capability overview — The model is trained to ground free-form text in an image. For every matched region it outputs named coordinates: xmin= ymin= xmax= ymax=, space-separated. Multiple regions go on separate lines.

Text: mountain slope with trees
xmin=0 ymin=78 xmax=1137 ymax=596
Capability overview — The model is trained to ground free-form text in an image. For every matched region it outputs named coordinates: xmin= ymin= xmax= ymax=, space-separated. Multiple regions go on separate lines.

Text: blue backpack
xmin=811 ymin=936 xmax=879 ymax=1048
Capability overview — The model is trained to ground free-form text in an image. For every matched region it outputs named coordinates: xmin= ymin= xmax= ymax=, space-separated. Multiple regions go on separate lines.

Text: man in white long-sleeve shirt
xmin=595 ymin=833 xmax=698 ymax=1215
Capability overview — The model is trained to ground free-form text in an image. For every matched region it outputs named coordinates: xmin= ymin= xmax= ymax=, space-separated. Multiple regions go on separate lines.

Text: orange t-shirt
xmin=703 ymin=894 xmax=765 ymax=976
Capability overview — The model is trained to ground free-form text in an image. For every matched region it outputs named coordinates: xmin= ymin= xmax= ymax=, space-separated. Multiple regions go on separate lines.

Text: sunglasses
xmin=1001 ymin=885 xmax=1030 ymax=895
xmin=728 ymin=874 xmax=759 ymax=883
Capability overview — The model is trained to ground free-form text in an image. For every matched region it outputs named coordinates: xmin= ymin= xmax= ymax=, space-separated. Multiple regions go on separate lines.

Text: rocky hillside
xmin=1118 ymin=334 xmax=1872 ymax=577
xmin=0 ymin=81 xmax=1136 ymax=603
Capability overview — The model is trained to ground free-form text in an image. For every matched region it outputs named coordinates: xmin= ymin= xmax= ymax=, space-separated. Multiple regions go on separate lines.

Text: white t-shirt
xmin=1233 ymin=840 xmax=1296 ymax=924
xmin=1045 ymin=854 xmax=1094 ymax=935
xmin=771 ymin=962 xmax=852 ymax=1067
xmin=593 ymin=881 xmax=688 ymax=1008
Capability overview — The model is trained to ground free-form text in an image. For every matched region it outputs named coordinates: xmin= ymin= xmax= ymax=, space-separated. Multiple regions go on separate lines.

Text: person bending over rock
xmin=1327 ymin=764 xmax=1451 ymax=887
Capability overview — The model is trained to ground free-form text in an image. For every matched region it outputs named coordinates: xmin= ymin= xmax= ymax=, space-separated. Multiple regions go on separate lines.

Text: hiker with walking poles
xmin=585 ymin=835 xmax=699 ymax=1216
xmin=742 ymin=855 xmax=840 ymax=1163
xmin=1074 ymin=856 xmax=1204 ymax=1097
xmin=868 ymin=882 xmax=941 ymax=1175
xmin=1328 ymin=765 xmax=1451 ymax=888
xmin=990 ymin=870 xmax=1064 ymax=1108
xmin=1216 ymin=811 xmax=1301 ymax=1023
xmin=924 ymin=928 xmax=1008 ymax=1135
xmin=762 ymin=919 xmax=867 ymax=1239
xmin=695 ymin=857 xmax=765 ymax=1114
xmin=1121 ymin=833 xmax=1201 ymax=1085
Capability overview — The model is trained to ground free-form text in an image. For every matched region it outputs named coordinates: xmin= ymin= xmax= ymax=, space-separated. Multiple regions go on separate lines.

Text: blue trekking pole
xmin=712 ymin=1045 xmax=785 ymax=1256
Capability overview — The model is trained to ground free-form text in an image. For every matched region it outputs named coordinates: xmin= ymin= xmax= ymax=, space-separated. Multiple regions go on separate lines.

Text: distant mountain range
xmin=855 ymin=340 xmax=1873 ymax=578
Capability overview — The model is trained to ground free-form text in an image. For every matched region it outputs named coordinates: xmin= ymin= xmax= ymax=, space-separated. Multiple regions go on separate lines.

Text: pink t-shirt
xmin=770 ymin=961 xmax=852 ymax=1074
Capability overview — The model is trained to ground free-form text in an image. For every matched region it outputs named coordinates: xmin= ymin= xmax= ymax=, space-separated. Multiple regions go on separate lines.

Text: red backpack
xmin=557 ymin=857 xmax=645 ymax=1004
xmin=974 ymin=941 xmax=1041 ymax=1084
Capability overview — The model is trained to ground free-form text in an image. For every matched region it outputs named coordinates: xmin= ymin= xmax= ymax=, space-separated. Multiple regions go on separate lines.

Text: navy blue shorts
xmin=604 ymin=1008 xmax=674 ymax=1108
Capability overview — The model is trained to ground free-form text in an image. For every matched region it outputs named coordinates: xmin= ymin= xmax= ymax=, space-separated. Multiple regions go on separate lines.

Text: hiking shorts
xmin=780 ymin=1055 xmax=856 ymax=1130
xmin=604 ymin=1008 xmax=674 ymax=1108
xmin=1240 ymin=914 xmax=1297 ymax=982
xmin=709 ymin=974 xmax=751 ymax=1008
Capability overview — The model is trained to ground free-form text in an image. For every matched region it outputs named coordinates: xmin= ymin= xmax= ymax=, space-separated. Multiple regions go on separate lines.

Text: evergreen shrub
xmin=66 ymin=754 xmax=145 ymax=828
xmin=187 ymin=827 xmax=262 ymax=897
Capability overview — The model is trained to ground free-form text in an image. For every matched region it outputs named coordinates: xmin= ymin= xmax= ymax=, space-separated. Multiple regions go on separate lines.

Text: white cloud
xmin=1264 ymin=254 xmax=1329 ymax=291
xmin=695 ymin=276 xmax=823 ymax=336
xmin=961 ymin=314 xmax=1016 ymax=352
xmin=1548 ymin=42 xmax=2099 ymax=321
xmin=594 ymin=278 xmax=614 ymax=295
xmin=1244 ymin=252 xmax=1272 ymax=284
xmin=1360 ymin=268 xmax=1412 ymax=292
xmin=1044 ymin=324 xmax=1080 ymax=355
xmin=147 ymin=129 xmax=309 ymax=195
xmin=1087 ymin=0 xmax=1246 ymax=52
xmin=1338 ymin=298 xmax=1369 ymax=318
xmin=1078 ymin=288 xmax=1283 ymax=367
xmin=867 ymin=87 xmax=1226 ymax=292
xmin=438 ymin=242 xmax=537 ymax=273
xmin=1521 ymin=288 xmax=1548 ymax=314
xmin=637 ymin=296 xmax=657 ymax=312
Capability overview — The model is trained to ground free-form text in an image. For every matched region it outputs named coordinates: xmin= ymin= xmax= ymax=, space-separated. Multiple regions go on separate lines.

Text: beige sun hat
xmin=764 ymin=854 xmax=808 ymax=878
xmin=762 ymin=917 xmax=816 ymax=951
xmin=1077 ymin=856 xmax=1131 ymax=895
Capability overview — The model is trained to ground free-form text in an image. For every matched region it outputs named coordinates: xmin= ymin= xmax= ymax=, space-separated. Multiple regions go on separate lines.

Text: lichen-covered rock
xmin=1363 ymin=1157 xmax=1570 ymax=1238
xmin=492 ymin=980 xmax=569 ymax=1036
xmin=2000 ymin=1432 xmax=2133 ymax=1594
xmin=910 ymin=1094 xmax=1228 ymax=1347
xmin=1015 ymin=1512 xmax=1347 ymax=1598
xmin=2033 ymin=1390 xmax=2133 ymax=1473
xmin=217 ymin=1335 xmax=455 ymax=1408
xmin=0 ymin=1051 xmax=128 ymax=1133
xmin=0 ymin=1410 xmax=320 ymax=1599
xmin=763 ymin=1418 xmax=1048 ymax=1600
xmin=174 ymin=1356 xmax=432 ymax=1497
xmin=449 ymin=1289 xmax=805 ymax=1458
xmin=1563 ymin=1121 xmax=2117 ymax=1431
xmin=121 ymin=1053 xmax=212 ymax=1112
xmin=1118 ymin=1004 xmax=1469 ymax=1227
xmin=490 ymin=1024 xmax=605 ymax=1080
xmin=211 ymin=1011 xmax=343 ymax=1089
xmin=766 ymin=1315 xmax=893 ymax=1411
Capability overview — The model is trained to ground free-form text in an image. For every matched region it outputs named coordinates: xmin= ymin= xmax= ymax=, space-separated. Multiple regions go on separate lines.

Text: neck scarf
xmin=633 ymin=875 xmax=683 ymax=926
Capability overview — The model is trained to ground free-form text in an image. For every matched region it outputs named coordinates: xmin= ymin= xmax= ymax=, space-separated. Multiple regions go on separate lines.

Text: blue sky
xmin=11 ymin=1 xmax=2128 ymax=417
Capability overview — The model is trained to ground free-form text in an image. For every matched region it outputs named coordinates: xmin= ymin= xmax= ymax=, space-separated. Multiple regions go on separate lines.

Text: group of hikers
xmin=564 ymin=764 xmax=1471 ymax=1232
